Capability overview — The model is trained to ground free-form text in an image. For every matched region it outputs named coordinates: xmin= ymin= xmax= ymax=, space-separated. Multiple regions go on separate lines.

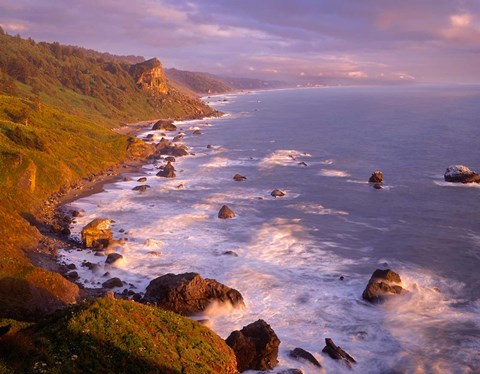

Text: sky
xmin=1 ymin=0 xmax=480 ymax=84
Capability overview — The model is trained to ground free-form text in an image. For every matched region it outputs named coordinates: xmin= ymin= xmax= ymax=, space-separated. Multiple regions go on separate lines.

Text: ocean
xmin=61 ymin=86 xmax=480 ymax=373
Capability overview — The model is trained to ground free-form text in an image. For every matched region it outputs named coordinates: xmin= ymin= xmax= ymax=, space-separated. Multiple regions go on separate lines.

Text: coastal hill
xmin=0 ymin=29 xmax=238 ymax=372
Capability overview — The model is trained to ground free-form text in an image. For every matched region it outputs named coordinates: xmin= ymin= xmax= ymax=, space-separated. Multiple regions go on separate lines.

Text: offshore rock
xmin=233 ymin=174 xmax=247 ymax=181
xmin=289 ymin=347 xmax=321 ymax=367
xmin=362 ymin=269 xmax=404 ymax=303
xmin=132 ymin=185 xmax=150 ymax=192
xmin=152 ymin=119 xmax=177 ymax=131
xmin=322 ymin=338 xmax=356 ymax=367
xmin=444 ymin=165 xmax=480 ymax=183
xmin=81 ymin=218 xmax=112 ymax=248
xmin=156 ymin=161 xmax=176 ymax=178
xmin=369 ymin=171 xmax=383 ymax=184
xmin=225 ymin=319 xmax=280 ymax=372
xmin=143 ymin=272 xmax=244 ymax=315
xmin=271 ymin=189 xmax=285 ymax=198
xmin=105 ymin=253 xmax=124 ymax=265
xmin=218 ymin=205 xmax=236 ymax=219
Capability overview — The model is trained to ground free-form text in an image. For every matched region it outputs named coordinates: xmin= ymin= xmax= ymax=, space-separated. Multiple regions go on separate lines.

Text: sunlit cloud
xmin=0 ymin=21 xmax=28 ymax=32
xmin=348 ymin=71 xmax=368 ymax=79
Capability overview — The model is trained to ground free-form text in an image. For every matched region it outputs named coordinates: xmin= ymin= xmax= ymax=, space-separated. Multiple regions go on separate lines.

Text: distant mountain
xmin=165 ymin=67 xmax=289 ymax=96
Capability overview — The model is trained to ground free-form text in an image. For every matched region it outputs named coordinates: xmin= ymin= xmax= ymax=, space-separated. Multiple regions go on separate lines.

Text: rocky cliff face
xmin=130 ymin=58 xmax=168 ymax=95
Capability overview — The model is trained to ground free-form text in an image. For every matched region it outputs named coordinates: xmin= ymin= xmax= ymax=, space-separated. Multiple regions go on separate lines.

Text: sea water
xmin=61 ymin=86 xmax=480 ymax=373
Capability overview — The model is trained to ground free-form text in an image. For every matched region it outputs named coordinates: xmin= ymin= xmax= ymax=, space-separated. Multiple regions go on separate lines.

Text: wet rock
xmin=373 ymin=183 xmax=383 ymax=190
xmin=444 ymin=165 xmax=480 ymax=183
xmin=218 ymin=205 xmax=236 ymax=219
xmin=369 ymin=170 xmax=383 ymax=184
xmin=61 ymin=227 xmax=71 ymax=236
xmin=172 ymin=134 xmax=184 ymax=142
xmin=225 ymin=319 xmax=280 ymax=372
xmin=322 ymin=338 xmax=356 ymax=367
xmin=143 ymin=272 xmax=244 ymax=315
xmin=152 ymin=119 xmax=176 ymax=131
xmin=193 ymin=129 xmax=202 ymax=135
xmin=233 ymin=174 xmax=247 ymax=181
xmin=132 ymin=185 xmax=150 ymax=192
xmin=137 ymin=177 xmax=147 ymax=182
xmin=123 ymin=177 xmax=132 ymax=182
xmin=278 ymin=370 xmax=304 ymax=374
xmin=81 ymin=218 xmax=112 ymax=248
xmin=102 ymin=277 xmax=123 ymax=289
xmin=271 ymin=189 xmax=285 ymax=198
xmin=223 ymin=251 xmax=238 ymax=257
xmin=207 ymin=144 xmax=213 ymax=149
xmin=105 ymin=253 xmax=124 ymax=265
xmin=70 ymin=210 xmax=80 ymax=217
xmin=154 ymin=138 xmax=189 ymax=157
xmin=298 ymin=162 xmax=308 ymax=167
xmin=362 ymin=269 xmax=404 ymax=303
xmin=82 ymin=261 xmax=100 ymax=273
xmin=67 ymin=271 xmax=79 ymax=279
xmin=66 ymin=263 xmax=76 ymax=270
xmin=164 ymin=156 xmax=176 ymax=163
xmin=156 ymin=161 xmax=176 ymax=178
xmin=289 ymin=347 xmax=321 ymax=367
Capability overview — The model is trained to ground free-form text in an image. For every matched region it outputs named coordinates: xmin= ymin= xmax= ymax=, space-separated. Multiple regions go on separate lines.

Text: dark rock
xmin=102 ymin=277 xmax=123 ymax=289
xmin=322 ymin=338 xmax=356 ymax=367
xmin=0 ymin=324 xmax=12 ymax=337
xmin=278 ymin=370 xmax=304 ymax=374
xmin=271 ymin=189 xmax=285 ymax=198
xmin=218 ymin=205 xmax=236 ymax=219
xmin=362 ymin=269 xmax=404 ymax=303
xmin=132 ymin=293 xmax=143 ymax=302
xmin=137 ymin=177 xmax=147 ymax=182
xmin=81 ymin=218 xmax=112 ymax=248
xmin=373 ymin=183 xmax=383 ymax=190
xmin=61 ymin=228 xmax=71 ymax=236
xmin=70 ymin=210 xmax=80 ymax=217
xmin=176 ymin=184 xmax=184 ymax=189
xmin=143 ymin=272 xmax=244 ymax=315
xmin=164 ymin=156 xmax=176 ymax=163
xmin=207 ymin=144 xmax=213 ymax=149
xmin=339 ymin=276 xmax=344 ymax=281
xmin=223 ymin=251 xmax=238 ymax=257
xmin=298 ymin=162 xmax=308 ymax=167
xmin=152 ymin=120 xmax=176 ymax=131
xmin=66 ymin=263 xmax=76 ymax=270
xmin=290 ymin=347 xmax=321 ymax=367
xmin=193 ymin=129 xmax=202 ymax=135
xmin=154 ymin=138 xmax=189 ymax=157
xmin=225 ymin=319 xmax=280 ymax=372
xmin=105 ymin=253 xmax=124 ymax=265
xmin=444 ymin=165 xmax=480 ymax=183
xmin=156 ymin=161 xmax=176 ymax=178
xmin=67 ymin=271 xmax=79 ymax=279
xmin=132 ymin=185 xmax=150 ymax=192
xmin=82 ymin=261 xmax=100 ymax=273
xmin=369 ymin=171 xmax=383 ymax=184
xmin=172 ymin=134 xmax=184 ymax=142
xmin=233 ymin=174 xmax=247 ymax=181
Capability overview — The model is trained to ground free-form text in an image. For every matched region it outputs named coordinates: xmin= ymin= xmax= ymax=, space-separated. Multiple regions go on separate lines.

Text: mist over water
xmin=62 ymin=86 xmax=480 ymax=373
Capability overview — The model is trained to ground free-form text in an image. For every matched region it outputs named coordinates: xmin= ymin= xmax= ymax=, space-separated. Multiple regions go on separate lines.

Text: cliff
xmin=130 ymin=58 xmax=169 ymax=94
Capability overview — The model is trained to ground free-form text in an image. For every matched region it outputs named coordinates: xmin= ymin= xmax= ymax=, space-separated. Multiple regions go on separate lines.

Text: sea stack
xmin=218 ymin=205 xmax=236 ymax=219
xmin=444 ymin=165 xmax=480 ymax=183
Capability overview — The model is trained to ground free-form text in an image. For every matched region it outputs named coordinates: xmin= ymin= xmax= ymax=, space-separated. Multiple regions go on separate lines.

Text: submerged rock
xmin=271 ymin=189 xmax=285 ymax=198
xmin=218 ymin=205 xmax=236 ymax=219
xmin=225 ymin=319 xmax=280 ymax=372
xmin=233 ymin=174 xmax=247 ymax=181
xmin=81 ymin=218 xmax=112 ymax=248
xmin=444 ymin=165 xmax=480 ymax=183
xmin=132 ymin=185 xmax=150 ymax=192
xmin=322 ymin=338 xmax=356 ymax=367
xmin=369 ymin=170 xmax=383 ymax=184
xmin=143 ymin=272 xmax=244 ymax=315
xmin=362 ymin=269 xmax=404 ymax=303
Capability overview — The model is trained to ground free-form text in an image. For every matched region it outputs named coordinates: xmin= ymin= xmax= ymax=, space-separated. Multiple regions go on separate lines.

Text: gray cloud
xmin=1 ymin=0 xmax=479 ymax=83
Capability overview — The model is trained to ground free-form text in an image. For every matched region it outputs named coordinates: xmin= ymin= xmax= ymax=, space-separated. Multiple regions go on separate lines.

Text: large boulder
xmin=225 ymin=319 xmax=280 ymax=372
xmin=218 ymin=205 xmax=236 ymax=219
xmin=155 ymin=139 xmax=189 ymax=157
xmin=368 ymin=170 xmax=383 ymax=184
xmin=444 ymin=165 xmax=480 ymax=183
xmin=152 ymin=120 xmax=177 ymax=131
xmin=143 ymin=272 xmax=244 ymax=315
xmin=362 ymin=269 xmax=404 ymax=303
xmin=271 ymin=189 xmax=285 ymax=198
xmin=289 ymin=347 xmax=321 ymax=367
xmin=156 ymin=161 xmax=176 ymax=178
xmin=322 ymin=338 xmax=356 ymax=367
xmin=81 ymin=218 xmax=112 ymax=248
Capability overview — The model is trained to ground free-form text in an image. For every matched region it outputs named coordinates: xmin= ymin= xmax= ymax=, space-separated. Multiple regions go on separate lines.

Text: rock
xmin=373 ymin=183 xmax=382 ymax=190
xmin=444 ymin=165 xmax=480 ymax=183
xmin=123 ymin=177 xmax=132 ymax=182
xmin=271 ymin=189 xmax=285 ymax=197
xmin=225 ymin=319 xmax=280 ymax=372
xmin=132 ymin=185 xmax=150 ymax=192
xmin=102 ymin=277 xmax=123 ymax=289
xmin=155 ymin=139 xmax=189 ymax=157
xmin=81 ymin=218 xmax=112 ymax=248
xmin=290 ymin=347 xmax=321 ymax=367
xmin=298 ymin=162 xmax=308 ymax=167
xmin=137 ymin=177 xmax=147 ymax=182
xmin=218 ymin=205 xmax=236 ymax=219
xmin=152 ymin=119 xmax=177 ymax=131
xmin=278 ymin=370 xmax=304 ymax=374
xmin=67 ymin=271 xmax=79 ymax=279
xmin=70 ymin=210 xmax=80 ymax=217
xmin=193 ymin=129 xmax=202 ymax=135
xmin=322 ymin=338 xmax=356 ymax=367
xmin=105 ymin=253 xmax=124 ymax=265
xmin=143 ymin=272 xmax=244 ymax=315
xmin=233 ymin=174 xmax=247 ymax=181
xmin=66 ymin=263 xmax=76 ymax=270
xmin=369 ymin=170 xmax=383 ymax=184
xmin=61 ymin=228 xmax=71 ymax=236
xmin=156 ymin=161 xmax=176 ymax=178
xmin=223 ymin=251 xmax=238 ymax=257
xmin=164 ymin=156 xmax=176 ymax=163
xmin=176 ymin=184 xmax=184 ymax=189
xmin=362 ymin=269 xmax=404 ymax=303
xmin=172 ymin=134 xmax=184 ymax=142
xmin=207 ymin=144 xmax=213 ymax=149
xmin=130 ymin=58 xmax=169 ymax=94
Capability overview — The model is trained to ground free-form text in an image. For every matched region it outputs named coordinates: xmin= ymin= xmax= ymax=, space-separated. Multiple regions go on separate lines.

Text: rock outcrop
xmin=218 ymin=205 xmax=236 ymax=219
xmin=152 ymin=119 xmax=177 ymax=131
xmin=233 ymin=174 xmax=247 ymax=181
xmin=81 ymin=218 xmax=112 ymax=248
xmin=143 ymin=272 xmax=244 ymax=315
xmin=322 ymin=338 xmax=356 ymax=367
xmin=362 ymin=269 xmax=404 ymax=303
xmin=105 ymin=253 xmax=124 ymax=265
xmin=102 ymin=277 xmax=123 ymax=289
xmin=154 ymin=138 xmax=189 ymax=157
xmin=289 ymin=347 xmax=321 ymax=367
xmin=444 ymin=165 xmax=480 ymax=183
xmin=271 ymin=189 xmax=285 ymax=197
xmin=369 ymin=171 xmax=383 ymax=184
xmin=225 ymin=319 xmax=280 ymax=372
xmin=156 ymin=161 xmax=176 ymax=178
xmin=130 ymin=58 xmax=168 ymax=94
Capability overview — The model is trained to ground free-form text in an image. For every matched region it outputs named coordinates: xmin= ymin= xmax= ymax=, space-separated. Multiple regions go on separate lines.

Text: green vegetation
xmin=0 ymin=298 xmax=237 ymax=373
xmin=165 ymin=68 xmax=233 ymax=95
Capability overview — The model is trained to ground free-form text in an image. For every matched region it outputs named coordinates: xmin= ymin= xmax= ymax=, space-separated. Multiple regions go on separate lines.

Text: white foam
xmin=288 ymin=203 xmax=349 ymax=216
xmin=259 ymin=150 xmax=312 ymax=169
xmin=319 ymin=169 xmax=351 ymax=177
